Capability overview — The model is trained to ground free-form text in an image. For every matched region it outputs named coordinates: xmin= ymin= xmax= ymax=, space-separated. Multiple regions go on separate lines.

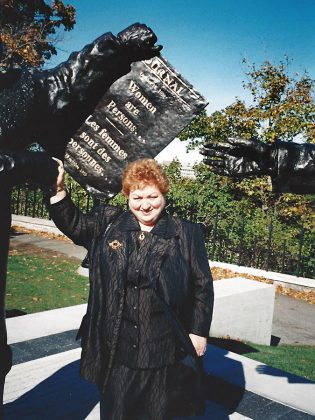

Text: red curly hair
xmin=122 ymin=158 xmax=169 ymax=196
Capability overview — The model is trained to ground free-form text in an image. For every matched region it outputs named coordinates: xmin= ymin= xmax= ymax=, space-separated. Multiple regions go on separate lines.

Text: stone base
xmin=211 ymin=277 xmax=275 ymax=345
xmin=77 ymin=266 xmax=89 ymax=277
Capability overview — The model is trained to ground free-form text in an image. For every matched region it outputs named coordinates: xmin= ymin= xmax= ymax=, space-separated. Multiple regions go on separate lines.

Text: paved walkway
xmin=10 ymin=232 xmax=86 ymax=261
xmin=5 ymin=231 xmax=315 ymax=418
xmin=272 ymin=294 xmax=315 ymax=345
xmin=4 ymin=305 xmax=315 ymax=419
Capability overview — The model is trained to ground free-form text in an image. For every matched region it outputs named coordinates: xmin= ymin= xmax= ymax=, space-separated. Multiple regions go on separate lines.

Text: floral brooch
xmin=109 ymin=240 xmax=123 ymax=250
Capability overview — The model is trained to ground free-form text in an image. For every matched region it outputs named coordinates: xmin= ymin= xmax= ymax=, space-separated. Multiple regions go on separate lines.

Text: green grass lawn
xmin=245 ymin=342 xmax=315 ymax=382
xmin=208 ymin=338 xmax=315 ymax=382
xmin=6 ymin=245 xmax=88 ymax=314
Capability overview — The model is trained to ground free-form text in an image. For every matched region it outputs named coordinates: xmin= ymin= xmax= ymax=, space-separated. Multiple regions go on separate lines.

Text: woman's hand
xmin=189 ymin=333 xmax=207 ymax=357
xmin=50 ymin=158 xmax=67 ymax=204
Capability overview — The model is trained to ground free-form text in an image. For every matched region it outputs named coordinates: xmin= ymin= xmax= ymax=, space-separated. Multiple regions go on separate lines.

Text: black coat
xmin=49 ymin=195 xmax=214 ymax=392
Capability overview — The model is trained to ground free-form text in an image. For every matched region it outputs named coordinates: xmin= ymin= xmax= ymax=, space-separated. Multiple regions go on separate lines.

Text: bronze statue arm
xmin=274 ymin=141 xmax=315 ymax=194
xmin=202 ymin=137 xmax=277 ymax=177
xmin=0 ymin=152 xmax=58 ymax=187
xmin=32 ymin=23 xmax=162 ymax=157
xmin=0 ymin=23 xmax=162 ymax=158
xmin=35 ymin=23 xmax=162 ymax=114
xmin=202 ymin=137 xmax=315 ymax=194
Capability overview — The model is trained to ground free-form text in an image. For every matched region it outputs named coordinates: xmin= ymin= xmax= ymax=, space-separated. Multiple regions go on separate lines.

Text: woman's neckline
xmin=138 ymin=222 xmax=154 ymax=232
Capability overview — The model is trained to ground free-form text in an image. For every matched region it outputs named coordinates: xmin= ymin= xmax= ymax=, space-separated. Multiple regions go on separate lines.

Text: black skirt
xmin=100 ymin=363 xmax=173 ymax=420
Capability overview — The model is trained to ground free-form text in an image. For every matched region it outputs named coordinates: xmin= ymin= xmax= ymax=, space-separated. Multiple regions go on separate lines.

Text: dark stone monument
xmin=65 ymin=55 xmax=208 ymax=197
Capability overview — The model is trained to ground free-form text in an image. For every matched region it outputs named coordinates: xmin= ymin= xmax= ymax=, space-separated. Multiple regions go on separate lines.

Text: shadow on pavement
xmin=10 ymin=229 xmax=26 ymax=238
xmin=5 ymin=309 xmax=27 ymax=318
xmin=4 ymin=360 xmax=99 ymax=419
xmin=201 ymin=344 xmax=246 ymax=419
xmin=256 ymin=365 xmax=315 ymax=384
xmin=4 ymin=345 xmax=249 ymax=419
xmin=208 ymin=337 xmax=259 ymax=354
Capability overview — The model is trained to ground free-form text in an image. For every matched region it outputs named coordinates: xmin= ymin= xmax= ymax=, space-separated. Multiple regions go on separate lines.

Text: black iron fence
xmin=11 ymin=184 xmax=95 ymax=220
xmin=11 ymin=184 xmax=315 ymax=279
xmin=205 ymin=221 xmax=313 ymax=278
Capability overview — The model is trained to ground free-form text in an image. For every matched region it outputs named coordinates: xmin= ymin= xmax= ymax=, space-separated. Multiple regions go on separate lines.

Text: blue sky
xmin=48 ymin=0 xmax=315 ymax=162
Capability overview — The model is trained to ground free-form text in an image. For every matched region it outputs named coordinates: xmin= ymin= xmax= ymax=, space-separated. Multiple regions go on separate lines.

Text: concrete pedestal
xmin=211 ymin=277 xmax=275 ymax=345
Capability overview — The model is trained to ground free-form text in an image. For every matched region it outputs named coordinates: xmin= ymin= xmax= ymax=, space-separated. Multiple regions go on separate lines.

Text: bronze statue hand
xmin=202 ymin=137 xmax=277 ymax=178
xmin=117 ymin=23 xmax=162 ymax=61
xmin=0 ymin=151 xmax=58 ymax=186
xmin=0 ymin=24 xmax=162 ymax=158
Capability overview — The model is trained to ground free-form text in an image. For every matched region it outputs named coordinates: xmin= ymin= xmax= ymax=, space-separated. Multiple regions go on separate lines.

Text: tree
xmin=163 ymin=161 xmax=314 ymax=277
xmin=180 ymin=59 xmax=315 ymax=223
xmin=0 ymin=0 xmax=76 ymax=70
xmin=181 ymin=58 xmax=315 ymax=147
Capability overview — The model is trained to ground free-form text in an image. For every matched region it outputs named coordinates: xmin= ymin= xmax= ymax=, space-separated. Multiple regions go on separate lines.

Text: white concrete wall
xmin=6 ymin=304 xmax=87 ymax=344
xmin=211 ymin=277 xmax=275 ymax=345
xmin=210 ymin=260 xmax=314 ymax=291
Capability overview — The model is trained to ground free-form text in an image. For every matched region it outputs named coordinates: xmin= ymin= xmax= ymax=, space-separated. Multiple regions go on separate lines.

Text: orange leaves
xmin=0 ymin=0 xmax=76 ymax=69
xmin=52 ymin=0 xmax=75 ymax=30
xmin=276 ymin=285 xmax=315 ymax=305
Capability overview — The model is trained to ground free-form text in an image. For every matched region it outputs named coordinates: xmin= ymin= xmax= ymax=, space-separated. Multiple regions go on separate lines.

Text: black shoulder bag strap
xmin=153 ymin=291 xmax=198 ymax=358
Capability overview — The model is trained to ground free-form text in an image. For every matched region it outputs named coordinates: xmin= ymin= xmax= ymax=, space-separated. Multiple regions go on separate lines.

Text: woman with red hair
xmin=49 ymin=158 xmax=213 ymax=419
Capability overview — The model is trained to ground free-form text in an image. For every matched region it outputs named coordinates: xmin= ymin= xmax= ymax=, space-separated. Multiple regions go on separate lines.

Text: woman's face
xmin=128 ymin=184 xmax=165 ymax=226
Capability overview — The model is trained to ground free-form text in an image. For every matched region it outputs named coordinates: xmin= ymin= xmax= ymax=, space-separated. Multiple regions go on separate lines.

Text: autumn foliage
xmin=181 ymin=58 xmax=315 ymax=147
xmin=0 ymin=0 xmax=76 ymax=69
xmin=179 ymin=59 xmax=315 ymax=233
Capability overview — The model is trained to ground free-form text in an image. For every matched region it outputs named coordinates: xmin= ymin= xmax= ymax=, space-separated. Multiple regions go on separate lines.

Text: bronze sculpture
xmin=0 ymin=23 xmax=161 ymax=158
xmin=202 ymin=137 xmax=315 ymax=194
xmin=0 ymin=23 xmax=162 ymax=415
